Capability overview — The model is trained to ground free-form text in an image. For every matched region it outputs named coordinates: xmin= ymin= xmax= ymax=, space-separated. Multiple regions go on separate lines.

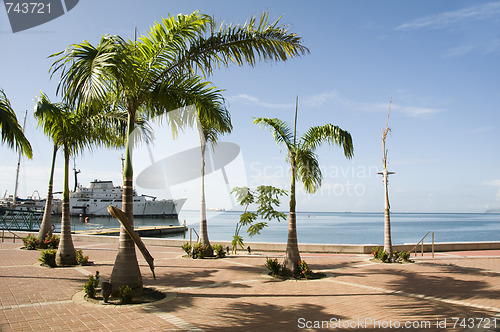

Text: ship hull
xmin=68 ymin=180 xmax=186 ymax=218
xmin=70 ymin=197 xmax=186 ymax=217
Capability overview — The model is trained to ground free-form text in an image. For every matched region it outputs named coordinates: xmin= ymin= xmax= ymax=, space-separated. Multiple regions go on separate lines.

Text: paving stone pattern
xmin=1 ymin=240 xmax=499 ymax=331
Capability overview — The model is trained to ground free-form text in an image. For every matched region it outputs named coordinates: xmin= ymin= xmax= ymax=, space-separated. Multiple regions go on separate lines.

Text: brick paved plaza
xmin=1 ymin=240 xmax=499 ymax=331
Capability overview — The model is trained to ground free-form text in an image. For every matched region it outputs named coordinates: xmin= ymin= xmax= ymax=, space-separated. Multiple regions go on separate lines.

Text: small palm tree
xmin=254 ymin=98 xmax=354 ymax=275
xmin=0 ymin=88 xmax=32 ymax=158
xmin=34 ymin=93 xmax=130 ymax=265
xmin=50 ymin=11 xmax=308 ymax=290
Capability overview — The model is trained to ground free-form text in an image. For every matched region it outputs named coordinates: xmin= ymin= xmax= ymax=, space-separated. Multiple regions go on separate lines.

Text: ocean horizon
xmin=64 ymin=211 xmax=500 ymax=245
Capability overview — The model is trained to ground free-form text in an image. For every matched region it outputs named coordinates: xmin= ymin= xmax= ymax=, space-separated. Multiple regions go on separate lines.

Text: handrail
xmin=411 ymin=231 xmax=434 ymax=258
xmin=1 ymin=227 xmax=24 ymax=243
xmin=189 ymin=228 xmax=199 ymax=247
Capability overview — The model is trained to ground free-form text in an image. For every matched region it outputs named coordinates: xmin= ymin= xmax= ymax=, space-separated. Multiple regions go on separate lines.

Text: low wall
xmin=3 ymin=230 xmax=500 ymax=254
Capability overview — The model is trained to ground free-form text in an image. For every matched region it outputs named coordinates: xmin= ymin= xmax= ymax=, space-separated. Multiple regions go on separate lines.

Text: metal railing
xmin=189 ymin=228 xmax=199 ymax=247
xmin=0 ymin=208 xmax=43 ymax=230
xmin=411 ymin=231 xmax=434 ymax=258
xmin=1 ymin=228 xmax=24 ymax=243
xmin=1 ymin=208 xmax=43 ymax=243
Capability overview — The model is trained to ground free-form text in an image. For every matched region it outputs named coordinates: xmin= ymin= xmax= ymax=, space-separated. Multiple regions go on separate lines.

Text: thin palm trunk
xmin=283 ymin=157 xmax=301 ymax=275
xmin=110 ymin=111 xmax=142 ymax=294
xmin=382 ymin=140 xmax=393 ymax=258
xmin=198 ymin=142 xmax=213 ymax=256
xmin=55 ymin=145 xmax=76 ymax=265
xmin=383 ymin=171 xmax=392 ymax=258
xmin=37 ymin=144 xmax=58 ymax=243
xmin=382 ymin=102 xmax=393 ymax=258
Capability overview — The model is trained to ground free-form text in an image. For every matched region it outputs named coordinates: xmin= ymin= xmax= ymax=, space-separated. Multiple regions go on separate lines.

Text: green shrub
xmin=119 ymin=285 xmax=133 ymax=304
xmin=181 ymin=242 xmax=191 ymax=256
xmin=43 ymin=233 xmax=60 ymax=249
xmin=39 ymin=249 xmax=57 ymax=266
xmin=265 ymin=258 xmax=281 ymax=275
xmin=23 ymin=234 xmax=39 ymax=250
xmin=394 ymin=250 xmax=411 ymax=263
xmin=192 ymin=243 xmax=209 ymax=259
xmin=212 ymin=244 xmax=226 ymax=258
xmin=371 ymin=246 xmax=389 ymax=262
xmin=371 ymin=246 xmax=381 ymax=258
xmin=298 ymin=260 xmax=312 ymax=279
xmin=83 ymin=275 xmax=96 ymax=298
xmin=75 ymin=249 xmax=89 ymax=265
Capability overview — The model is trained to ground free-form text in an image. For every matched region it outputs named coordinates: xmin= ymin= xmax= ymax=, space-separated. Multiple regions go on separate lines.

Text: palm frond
xmin=50 ymin=35 xmax=131 ymax=107
xmin=301 ymin=124 xmax=354 ymax=158
xmin=34 ymin=92 xmax=130 ymax=156
xmin=295 ymin=148 xmax=322 ymax=193
xmin=253 ymin=117 xmax=293 ymax=151
xmin=143 ymin=74 xmax=231 ymax=142
xmin=0 ymin=89 xmax=32 ymax=158
xmin=167 ymin=12 xmax=309 ymax=78
xmin=136 ymin=12 xmax=211 ymax=84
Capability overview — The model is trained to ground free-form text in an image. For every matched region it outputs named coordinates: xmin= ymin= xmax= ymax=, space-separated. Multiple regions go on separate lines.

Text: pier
xmin=74 ymin=225 xmax=187 ymax=237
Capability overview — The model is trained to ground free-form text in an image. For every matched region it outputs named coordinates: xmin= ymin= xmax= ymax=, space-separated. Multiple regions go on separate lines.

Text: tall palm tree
xmin=34 ymin=93 xmax=130 ymax=265
xmin=254 ymin=98 xmax=354 ymax=275
xmin=0 ymin=88 xmax=32 ymax=158
xmin=35 ymin=142 xmax=58 ymax=243
xmin=49 ymin=11 xmax=308 ymax=290
xmin=381 ymin=100 xmax=394 ymax=258
xmin=196 ymin=101 xmax=232 ymax=256
xmin=162 ymin=101 xmax=232 ymax=256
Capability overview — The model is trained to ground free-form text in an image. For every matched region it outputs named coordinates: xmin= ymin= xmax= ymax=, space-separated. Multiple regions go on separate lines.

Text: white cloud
xmin=392 ymin=104 xmax=445 ymax=117
xmin=396 ymin=2 xmax=500 ymax=30
xmin=303 ymin=91 xmax=445 ymax=117
xmin=229 ymin=91 xmax=445 ymax=118
xmin=443 ymin=39 xmax=500 ymax=58
xmin=483 ymin=179 xmax=500 ymax=202
xmin=467 ymin=126 xmax=495 ymax=134
xmin=484 ymin=179 xmax=500 ymax=187
xmin=302 ymin=91 xmax=343 ymax=108
xmin=226 ymin=94 xmax=292 ymax=109
xmin=443 ymin=44 xmax=480 ymax=58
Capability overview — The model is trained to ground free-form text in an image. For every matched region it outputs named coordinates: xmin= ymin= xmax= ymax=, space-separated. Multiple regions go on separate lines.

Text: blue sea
xmin=66 ymin=211 xmax=500 ymax=245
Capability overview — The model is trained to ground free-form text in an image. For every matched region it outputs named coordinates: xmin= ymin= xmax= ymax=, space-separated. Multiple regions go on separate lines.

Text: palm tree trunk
xmin=110 ymin=110 xmax=142 ymax=294
xmin=383 ymin=170 xmax=393 ymax=258
xmin=37 ymin=144 xmax=58 ymax=243
xmin=55 ymin=145 xmax=76 ymax=266
xmin=283 ymin=157 xmax=301 ymax=275
xmin=198 ymin=142 xmax=213 ymax=256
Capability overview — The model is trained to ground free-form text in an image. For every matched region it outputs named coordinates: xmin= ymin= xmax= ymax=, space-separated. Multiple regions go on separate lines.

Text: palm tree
xmin=254 ymin=98 xmax=354 ymax=275
xmin=197 ymin=102 xmax=232 ymax=255
xmin=0 ymin=88 xmax=32 ymax=158
xmin=49 ymin=11 xmax=308 ymax=290
xmin=35 ymin=142 xmax=58 ymax=243
xmin=34 ymin=93 xmax=130 ymax=265
xmin=381 ymin=100 xmax=394 ymax=258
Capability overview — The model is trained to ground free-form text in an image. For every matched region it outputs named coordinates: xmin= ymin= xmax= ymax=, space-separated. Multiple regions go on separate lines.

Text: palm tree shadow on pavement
xmin=374 ymin=265 xmax=500 ymax=324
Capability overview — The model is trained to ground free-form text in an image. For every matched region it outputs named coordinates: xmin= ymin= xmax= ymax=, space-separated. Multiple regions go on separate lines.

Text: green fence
xmin=0 ymin=208 xmax=43 ymax=231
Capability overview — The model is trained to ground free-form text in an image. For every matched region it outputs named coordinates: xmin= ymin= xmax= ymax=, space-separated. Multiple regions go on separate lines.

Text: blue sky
xmin=1 ymin=0 xmax=499 ymax=213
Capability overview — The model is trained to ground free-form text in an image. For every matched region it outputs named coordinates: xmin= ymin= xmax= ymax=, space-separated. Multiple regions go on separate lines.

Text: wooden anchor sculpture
xmin=107 ymin=205 xmax=156 ymax=280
